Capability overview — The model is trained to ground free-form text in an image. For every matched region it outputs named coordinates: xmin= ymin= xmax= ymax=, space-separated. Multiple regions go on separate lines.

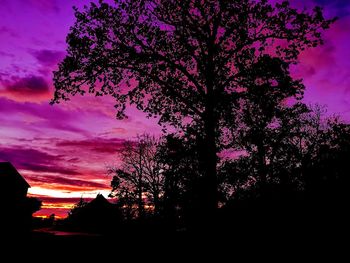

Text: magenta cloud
xmin=2 ymin=75 xmax=49 ymax=94
xmin=56 ymin=138 xmax=126 ymax=154
xmin=31 ymin=49 xmax=66 ymax=67
xmin=27 ymin=174 xmax=107 ymax=189
xmin=0 ymin=146 xmax=81 ymax=176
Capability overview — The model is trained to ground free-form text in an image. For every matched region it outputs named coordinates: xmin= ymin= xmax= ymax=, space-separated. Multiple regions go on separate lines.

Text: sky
xmin=0 ymin=0 xmax=349 ymax=218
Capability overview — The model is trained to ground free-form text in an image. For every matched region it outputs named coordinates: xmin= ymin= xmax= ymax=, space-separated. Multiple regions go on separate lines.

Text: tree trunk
xmin=202 ymin=41 xmax=219 ymax=220
xmin=138 ymin=178 xmax=143 ymax=218
xmin=153 ymin=191 xmax=160 ymax=216
xmin=138 ymin=146 xmax=144 ymax=218
xmin=196 ymin=38 xmax=219 ymax=227
xmin=257 ymin=140 xmax=267 ymax=186
xmin=163 ymin=173 xmax=178 ymax=228
xmin=203 ymin=105 xmax=218 ymax=214
xmin=202 ymin=59 xmax=218 ymax=217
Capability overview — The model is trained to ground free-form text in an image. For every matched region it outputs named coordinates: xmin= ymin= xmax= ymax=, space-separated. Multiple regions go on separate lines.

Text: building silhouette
xmin=0 ymin=162 xmax=40 ymax=234
xmin=0 ymin=162 xmax=30 ymax=201
xmin=66 ymin=194 xmax=121 ymax=233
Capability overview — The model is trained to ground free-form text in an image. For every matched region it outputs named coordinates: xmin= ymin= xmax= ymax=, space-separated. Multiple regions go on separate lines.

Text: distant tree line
xmin=108 ymin=104 xmax=349 ymax=231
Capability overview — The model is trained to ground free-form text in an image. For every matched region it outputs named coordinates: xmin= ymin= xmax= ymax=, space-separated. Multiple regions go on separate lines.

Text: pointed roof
xmin=88 ymin=194 xmax=112 ymax=208
xmin=0 ymin=162 xmax=30 ymax=188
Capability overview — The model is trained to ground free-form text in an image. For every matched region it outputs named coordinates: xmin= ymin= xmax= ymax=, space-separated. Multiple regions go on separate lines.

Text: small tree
xmin=110 ymin=134 xmax=163 ymax=218
xmin=110 ymin=177 xmax=137 ymax=220
xmin=68 ymin=197 xmax=88 ymax=218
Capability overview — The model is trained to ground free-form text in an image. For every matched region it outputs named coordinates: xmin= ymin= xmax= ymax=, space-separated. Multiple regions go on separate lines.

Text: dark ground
xmin=1 ymin=225 xmax=347 ymax=261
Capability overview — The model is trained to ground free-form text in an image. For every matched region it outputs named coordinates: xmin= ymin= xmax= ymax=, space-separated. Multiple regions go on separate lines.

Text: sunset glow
xmin=0 ymin=0 xmax=349 ymax=218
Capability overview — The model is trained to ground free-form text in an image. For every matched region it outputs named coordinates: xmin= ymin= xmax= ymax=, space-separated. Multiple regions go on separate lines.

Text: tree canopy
xmin=52 ymin=0 xmax=333 ymax=127
xmin=52 ymin=0 xmax=335 ymax=213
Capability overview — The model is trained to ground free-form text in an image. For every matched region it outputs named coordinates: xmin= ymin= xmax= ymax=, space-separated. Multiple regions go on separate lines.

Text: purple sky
xmin=0 ymin=0 xmax=349 ymax=217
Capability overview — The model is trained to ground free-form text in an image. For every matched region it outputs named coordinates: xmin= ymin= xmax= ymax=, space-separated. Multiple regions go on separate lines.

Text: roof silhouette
xmin=0 ymin=162 xmax=30 ymax=188
xmin=87 ymin=194 xmax=113 ymax=209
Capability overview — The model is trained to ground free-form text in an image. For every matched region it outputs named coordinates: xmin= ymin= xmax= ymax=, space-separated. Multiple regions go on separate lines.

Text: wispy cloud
xmin=27 ymin=175 xmax=107 ymax=189
xmin=0 ymin=146 xmax=80 ymax=176
xmin=1 ymin=75 xmax=49 ymax=93
xmin=56 ymin=138 xmax=126 ymax=154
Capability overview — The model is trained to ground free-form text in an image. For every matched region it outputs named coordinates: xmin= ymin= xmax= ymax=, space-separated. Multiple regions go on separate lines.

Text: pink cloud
xmin=0 ymin=146 xmax=81 ymax=176
xmin=56 ymin=138 xmax=126 ymax=154
xmin=27 ymin=175 xmax=107 ymax=189
xmin=30 ymin=196 xmax=93 ymax=204
xmin=0 ymin=97 xmax=89 ymax=135
xmin=0 ymin=75 xmax=51 ymax=102
xmin=3 ymin=75 xmax=49 ymax=93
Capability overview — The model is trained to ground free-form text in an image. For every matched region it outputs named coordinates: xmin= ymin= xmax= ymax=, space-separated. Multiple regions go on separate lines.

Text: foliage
xmin=68 ymin=197 xmax=88 ymax=218
xmin=52 ymin=0 xmax=335 ymax=212
xmin=222 ymin=104 xmax=350 ymax=201
xmin=109 ymin=134 xmax=164 ymax=218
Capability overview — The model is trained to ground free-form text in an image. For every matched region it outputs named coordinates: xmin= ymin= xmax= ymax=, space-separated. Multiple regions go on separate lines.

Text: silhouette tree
xmin=109 ymin=134 xmax=163 ymax=218
xmin=301 ymin=116 xmax=350 ymax=195
xmin=222 ymin=104 xmax=350 ymax=228
xmin=110 ymin=178 xmax=137 ymax=220
xmin=156 ymin=134 xmax=203 ymax=227
xmin=230 ymin=56 xmax=305 ymax=187
xmin=225 ymin=104 xmax=329 ymax=195
xmin=68 ymin=197 xmax=88 ymax=218
xmin=52 ymin=0 xmax=335 ymax=215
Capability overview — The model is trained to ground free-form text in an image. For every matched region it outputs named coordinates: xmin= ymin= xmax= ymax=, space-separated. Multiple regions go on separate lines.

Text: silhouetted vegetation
xmin=218 ymin=105 xmax=350 ymax=234
xmin=52 ymin=0 xmax=335 ymax=221
xmin=48 ymin=0 xmax=349 ymax=239
xmin=32 ymin=214 xmax=56 ymax=229
xmin=109 ymin=134 xmax=163 ymax=219
xmin=106 ymin=108 xmax=349 ymax=233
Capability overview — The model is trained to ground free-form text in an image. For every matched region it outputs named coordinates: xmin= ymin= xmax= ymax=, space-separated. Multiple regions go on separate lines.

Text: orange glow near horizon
xmin=28 ymin=187 xmax=111 ymax=199
xmin=34 ymin=214 xmax=65 ymax=220
xmin=28 ymin=188 xmax=112 ymax=218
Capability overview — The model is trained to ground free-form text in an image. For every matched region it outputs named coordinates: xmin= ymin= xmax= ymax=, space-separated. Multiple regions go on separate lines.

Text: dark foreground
xmin=1 ymin=223 xmax=347 ymax=261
